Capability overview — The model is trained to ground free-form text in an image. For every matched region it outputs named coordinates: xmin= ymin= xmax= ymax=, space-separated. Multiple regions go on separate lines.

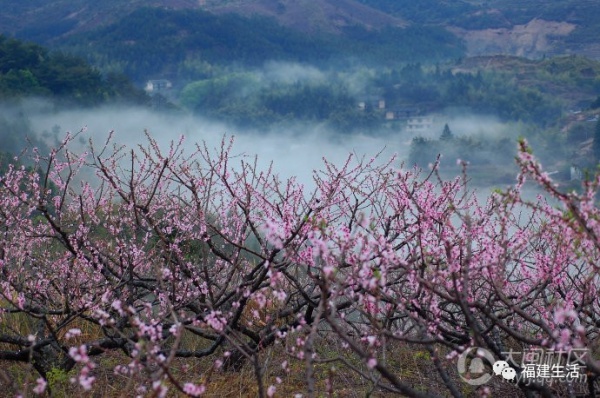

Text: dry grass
xmin=1 ymin=309 xmax=595 ymax=397
xmin=0 ymin=331 xmax=529 ymax=397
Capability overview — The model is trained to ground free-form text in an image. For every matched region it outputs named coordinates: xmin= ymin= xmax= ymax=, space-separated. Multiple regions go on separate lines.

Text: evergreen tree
xmin=440 ymin=123 xmax=454 ymax=141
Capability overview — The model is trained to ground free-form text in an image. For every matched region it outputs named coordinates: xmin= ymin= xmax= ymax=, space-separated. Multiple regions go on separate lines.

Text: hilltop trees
xmin=180 ymin=76 xmax=371 ymax=130
xmin=1 ymin=133 xmax=600 ymax=397
xmin=409 ymin=123 xmax=515 ymax=171
xmin=0 ymin=35 xmax=148 ymax=106
xmin=440 ymin=123 xmax=453 ymax=141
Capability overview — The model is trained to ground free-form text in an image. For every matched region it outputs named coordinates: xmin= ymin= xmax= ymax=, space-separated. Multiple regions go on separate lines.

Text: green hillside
xmin=57 ymin=7 xmax=464 ymax=82
xmin=0 ymin=35 xmax=148 ymax=106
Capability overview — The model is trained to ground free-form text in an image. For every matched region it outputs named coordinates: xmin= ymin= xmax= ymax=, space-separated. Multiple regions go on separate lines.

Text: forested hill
xmin=0 ymin=35 xmax=150 ymax=158
xmin=0 ymin=0 xmax=202 ymax=41
xmin=357 ymin=0 xmax=600 ymax=59
xmin=1 ymin=0 xmax=406 ymax=40
xmin=3 ymin=0 xmax=600 ymax=85
xmin=54 ymin=8 xmax=464 ymax=83
xmin=0 ymin=35 xmax=148 ymax=106
xmin=3 ymin=0 xmax=600 ymax=62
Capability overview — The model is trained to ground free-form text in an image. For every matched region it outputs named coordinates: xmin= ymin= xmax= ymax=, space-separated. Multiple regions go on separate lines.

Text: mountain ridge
xmin=205 ymin=0 xmax=407 ymax=34
xmin=0 ymin=0 xmax=407 ymax=42
xmin=1 ymin=1 xmax=202 ymax=42
xmin=2 ymin=0 xmax=600 ymax=69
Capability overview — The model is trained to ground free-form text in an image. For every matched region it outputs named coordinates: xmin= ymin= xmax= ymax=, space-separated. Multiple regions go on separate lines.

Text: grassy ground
xmin=0 ymin=332 xmax=530 ymax=397
xmin=0 ymin=306 xmax=594 ymax=397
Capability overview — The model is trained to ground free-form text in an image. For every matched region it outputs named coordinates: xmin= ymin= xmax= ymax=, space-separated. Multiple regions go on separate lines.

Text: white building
xmin=406 ymin=116 xmax=434 ymax=133
xmin=145 ymin=79 xmax=172 ymax=92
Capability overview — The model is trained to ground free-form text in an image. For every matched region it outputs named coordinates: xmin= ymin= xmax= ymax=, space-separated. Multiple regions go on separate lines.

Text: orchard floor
xmin=2 ymin=335 xmax=579 ymax=397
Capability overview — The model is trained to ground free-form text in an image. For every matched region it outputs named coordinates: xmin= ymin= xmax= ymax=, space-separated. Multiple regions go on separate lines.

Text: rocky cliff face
xmin=449 ymin=19 xmax=577 ymax=59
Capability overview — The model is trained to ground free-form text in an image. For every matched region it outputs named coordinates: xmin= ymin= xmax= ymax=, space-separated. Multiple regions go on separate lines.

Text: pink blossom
xmin=1 ymin=129 xmax=600 ymax=398
xmin=65 ymin=328 xmax=82 ymax=340
xmin=32 ymin=378 xmax=47 ymax=395
xmin=367 ymin=358 xmax=377 ymax=369
xmin=152 ymin=380 xmax=168 ymax=398
xmin=183 ymin=382 xmax=206 ymax=397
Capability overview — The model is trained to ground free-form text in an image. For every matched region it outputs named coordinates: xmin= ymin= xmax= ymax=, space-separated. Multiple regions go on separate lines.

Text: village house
xmin=406 ymin=116 xmax=434 ymax=133
xmin=358 ymin=98 xmax=386 ymax=111
xmin=145 ymin=79 xmax=173 ymax=93
xmin=383 ymin=106 xmax=421 ymax=121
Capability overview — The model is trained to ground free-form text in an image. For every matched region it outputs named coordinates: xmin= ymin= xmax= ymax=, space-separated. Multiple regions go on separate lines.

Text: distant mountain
xmin=0 ymin=0 xmax=463 ymax=82
xmin=2 ymin=0 xmax=600 ymax=84
xmin=0 ymin=0 xmax=406 ymax=42
xmin=0 ymin=0 xmax=202 ymax=43
xmin=357 ymin=0 xmax=600 ymax=59
xmin=204 ymin=0 xmax=407 ymax=34
xmin=33 ymin=7 xmax=462 ymax=82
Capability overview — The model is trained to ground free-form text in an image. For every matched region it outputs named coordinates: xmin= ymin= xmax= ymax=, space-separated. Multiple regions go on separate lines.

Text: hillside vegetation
xmin=177 ymin=55 xmax=599 ymax=131
xmin=57 ymin=7 xmax=464 ymax=82
xmin=4 ymin=0 xmax=600 ymax=61
xmin=0 ymin=35 xmax=148 ymax=106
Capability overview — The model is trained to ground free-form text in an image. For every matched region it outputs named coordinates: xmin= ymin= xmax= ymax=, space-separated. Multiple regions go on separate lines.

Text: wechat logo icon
xmin=493 ymin=360 xmax=517 ymax=381
xmin=493 ymin=360 xmax=510 ymax=375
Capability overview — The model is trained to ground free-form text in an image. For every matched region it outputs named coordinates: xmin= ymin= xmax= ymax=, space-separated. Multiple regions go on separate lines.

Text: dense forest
xmin=57 ymin=8 xmax=465 ymax=82
xmin=178 ymin=55 xmax=600 ymax=133
xmin=1 ymin=32 xmax=599 ymax=177
xmin=0 ymin=35 xmax=148 ymax=106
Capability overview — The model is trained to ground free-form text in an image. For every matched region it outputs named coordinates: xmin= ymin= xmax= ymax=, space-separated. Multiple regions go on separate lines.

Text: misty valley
xmin=1 ymin=32 xmax=599 ymax=191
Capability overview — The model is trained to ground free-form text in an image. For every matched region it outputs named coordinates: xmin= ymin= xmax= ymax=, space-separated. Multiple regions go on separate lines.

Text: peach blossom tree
xmin=0 ymin=133 xmax=598 ymax=397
